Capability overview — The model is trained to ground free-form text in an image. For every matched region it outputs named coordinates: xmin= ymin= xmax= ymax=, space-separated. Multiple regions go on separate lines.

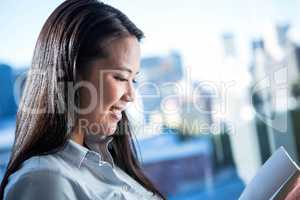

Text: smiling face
xmin=76 ymin=36 xmax=140 ymax=137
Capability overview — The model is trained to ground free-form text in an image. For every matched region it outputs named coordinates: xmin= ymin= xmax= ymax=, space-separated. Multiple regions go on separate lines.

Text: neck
xmin=70 ymin=126 xmax=111 ymax=146
xmin=70 ymin=126 xmax=85 ymax=145
xmin=70 ymin=126 xmax=115 ymax=166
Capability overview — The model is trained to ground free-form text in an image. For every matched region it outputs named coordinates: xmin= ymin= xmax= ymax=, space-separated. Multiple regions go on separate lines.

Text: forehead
xmin=100 ymin=36 xmax=141 ymax=74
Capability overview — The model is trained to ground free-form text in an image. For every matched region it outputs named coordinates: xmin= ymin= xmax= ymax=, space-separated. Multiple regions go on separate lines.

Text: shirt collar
xmin=60 ymin=137 xmax=114 ymax=168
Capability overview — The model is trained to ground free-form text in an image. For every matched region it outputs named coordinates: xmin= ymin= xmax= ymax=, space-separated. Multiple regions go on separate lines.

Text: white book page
xmin=239 ymin=147 xmax=299 ymax=200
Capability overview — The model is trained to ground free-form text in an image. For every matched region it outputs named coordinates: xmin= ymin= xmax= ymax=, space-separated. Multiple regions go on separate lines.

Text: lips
xmin=109 ymin=106 xmax=125 ymax=121
xmin=110 ymin=110 xmax=122 ymax=121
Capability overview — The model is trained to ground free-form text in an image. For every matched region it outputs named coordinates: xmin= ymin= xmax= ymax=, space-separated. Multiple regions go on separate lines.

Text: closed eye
xmin=114 ymin=76 xmax=138 ymax=84
xmin=114 ymin=76 xmax=127 ymax=82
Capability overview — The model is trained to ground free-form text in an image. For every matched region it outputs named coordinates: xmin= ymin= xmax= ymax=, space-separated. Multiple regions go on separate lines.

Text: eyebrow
xmin=116 ymin=67 xmax=140 ymax=75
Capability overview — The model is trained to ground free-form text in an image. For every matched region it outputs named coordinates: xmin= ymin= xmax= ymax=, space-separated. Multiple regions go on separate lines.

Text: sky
xmin=1 ymin=0 xmax=300 ymax=80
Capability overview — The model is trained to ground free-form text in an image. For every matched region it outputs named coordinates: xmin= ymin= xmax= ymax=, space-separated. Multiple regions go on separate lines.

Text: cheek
xmin=99 ymin=76 xmax=124 ymax=110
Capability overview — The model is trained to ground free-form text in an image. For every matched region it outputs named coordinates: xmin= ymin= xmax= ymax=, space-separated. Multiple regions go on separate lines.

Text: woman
xmin=0 ymin=0 xmax=166 ymax=199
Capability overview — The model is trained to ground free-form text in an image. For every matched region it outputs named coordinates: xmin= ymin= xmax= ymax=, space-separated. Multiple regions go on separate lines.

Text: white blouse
xmin=4 ymin=138 xmax=162 ymax=200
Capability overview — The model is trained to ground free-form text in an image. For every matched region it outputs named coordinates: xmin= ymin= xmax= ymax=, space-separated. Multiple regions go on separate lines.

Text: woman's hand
xmin=283 ymin=174 xmax=300 ymax=200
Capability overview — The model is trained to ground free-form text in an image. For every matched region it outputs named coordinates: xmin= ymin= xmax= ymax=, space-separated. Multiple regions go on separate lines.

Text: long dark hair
xmin=0 ymin=0 xmax=166 ymax=199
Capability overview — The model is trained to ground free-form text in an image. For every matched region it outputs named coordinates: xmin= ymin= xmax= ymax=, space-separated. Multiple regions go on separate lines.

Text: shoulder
xmin=9 ymin=152 xmax=76 ymax=180
xmin=4 ymin=169 xmax=80 ymax=200
xmin=4 ymin=154 xmax=83 ymax=200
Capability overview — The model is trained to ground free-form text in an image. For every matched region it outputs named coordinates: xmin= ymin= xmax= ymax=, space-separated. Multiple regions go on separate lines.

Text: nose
xmin=122 ymin=82 xmax=136 ymax=102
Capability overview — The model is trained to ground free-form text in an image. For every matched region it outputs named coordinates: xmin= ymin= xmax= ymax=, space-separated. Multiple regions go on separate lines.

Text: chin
xmin=104 ymin=124 xmax=118 ymax=136
xmin=105 ymin=130 xmax=116 ymax=136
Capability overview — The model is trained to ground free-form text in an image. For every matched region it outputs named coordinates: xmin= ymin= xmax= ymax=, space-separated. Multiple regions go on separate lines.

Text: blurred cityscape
xmin=2 ymin=1 xmax=300 ymax=199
